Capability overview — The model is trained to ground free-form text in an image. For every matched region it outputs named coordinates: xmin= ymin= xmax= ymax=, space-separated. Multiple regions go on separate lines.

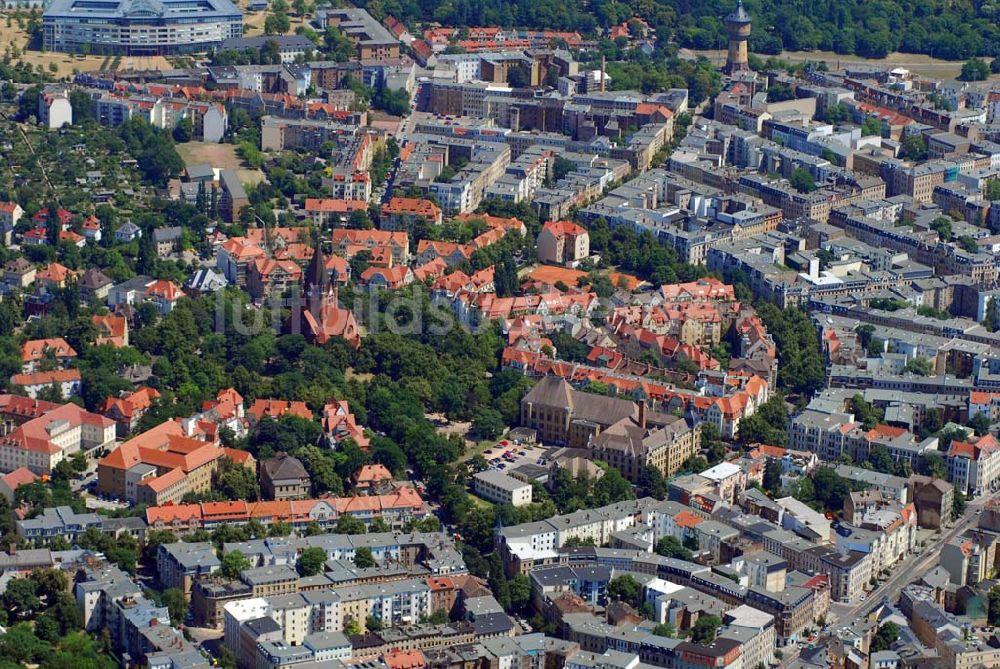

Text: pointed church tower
xmin=304 ymin=230 xmax=327 ymax=299
xmin=304 ymin=230 xmax=336 ymax=314
xmin=493 ymin=509 xmax=504 ymax=543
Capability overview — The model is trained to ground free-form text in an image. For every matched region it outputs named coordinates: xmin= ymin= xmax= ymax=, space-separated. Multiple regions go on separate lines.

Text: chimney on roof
xmin=600 ymin=56 xmax=606 ymax=93
xmin=638 ymin=402 xmax=647 ymax=430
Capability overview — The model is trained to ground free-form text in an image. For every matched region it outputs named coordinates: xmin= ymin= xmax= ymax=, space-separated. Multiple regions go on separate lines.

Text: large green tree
xmin=353 ymin=547 xmax=376 ymax=569
xmin=690 ymin=615 xmax=722 ymax=643
xmin=298 ymin=547 xmax=329 ymax=576
xmin=738 ymin=396 xmax=788 ymax=446
xmin=221 ymin=550 xmax=252 ymax=579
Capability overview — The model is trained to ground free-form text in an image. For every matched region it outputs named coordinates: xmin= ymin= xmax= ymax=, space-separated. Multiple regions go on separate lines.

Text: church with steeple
xmin=288 ymin=232 xmax=360 ymax=348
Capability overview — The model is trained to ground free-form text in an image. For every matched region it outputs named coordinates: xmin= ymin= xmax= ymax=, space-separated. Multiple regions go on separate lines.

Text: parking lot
xmin=468 ymin=440 xmax=551 ymax=476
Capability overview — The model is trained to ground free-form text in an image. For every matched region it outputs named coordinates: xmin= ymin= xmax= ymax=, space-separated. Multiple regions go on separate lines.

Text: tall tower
xmin=724 ymin=0 xmax=752 ymax=74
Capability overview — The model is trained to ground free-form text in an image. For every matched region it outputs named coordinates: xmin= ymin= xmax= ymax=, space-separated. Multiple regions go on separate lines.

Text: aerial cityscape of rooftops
xmin=1 ymin=0 xmax=1000 ymax=667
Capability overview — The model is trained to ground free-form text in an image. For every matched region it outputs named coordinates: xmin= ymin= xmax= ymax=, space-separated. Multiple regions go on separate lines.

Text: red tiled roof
xmin=145 ymin=488 xmax=426 ymax=525
xmin=384 ymin=650 xmax=426 ymax=669
xmin=248 ymin=399 xmax=313 ymax=422
xmin=304 ymin=198 xmax=368 ymax=213
xmin=36 ymin=263 xmax=73 ymax=283
xmin=425 ymin=576 xmax=454 ymax=591
xmin=382 ymin=197 xmax=441 ymax=219
xmin=542 ymin=220 xmax=588 ymax=237
xmin=356 ymin=464 xmax=393 ymax=483
xmin=146 ymin=279 xmax=183 ymax=301
xmin=138 ymin=467 xmax=187 ymax=494
xmin=1 ymin=467 xmax=38 ymax=490
xmin=223 ymin=447 xmax=253 ymax=465
xmin=102 ymin=387 xmax=159 ymax=420
xmin=11 ymin=369 xmax=81 ymax=386
xmin=674 ymin=510 xmax=704 ymax=528
xmin=21 ymin=338 xmax=77 ymax=363
xmin=333 ymin=229 xmax=408 ymax=248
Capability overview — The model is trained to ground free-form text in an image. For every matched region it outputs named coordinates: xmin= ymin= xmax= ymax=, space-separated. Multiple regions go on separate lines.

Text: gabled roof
xmin=248 ymin=399 xmax=313 ymax=422
xmin=0 ymin=403 xmax=112 ymax=454
xmin=102 ymin=387 xmax=159 ymax=420
xmin=949 ymin=433 xmax=1000 ymax=461
xmin=98 ymin=420 xmax=186 ymax=470
xmin=332 ymin=228 xmax=408 ymax=248
xmin=11 ymin=368 xmax=81 ymax=387
xmin=1 ymin=467 xmax=39 ymax=490
xmin=138 ymin=466 xmax=187 ymax=494
xmin=304 ymin=199 xmax=367 ymax=213
xmin=382 ymin=197 xmax=441 ymax=219
xmin=219 ymin=238 xmax=266 ymax=261
xmin=92 ymin=313 xmax=128 ymax=346
xmin=522 ymin=376 xmax=637 ymax=427
xmin=21 ymin=338 xmax=77 ymax=363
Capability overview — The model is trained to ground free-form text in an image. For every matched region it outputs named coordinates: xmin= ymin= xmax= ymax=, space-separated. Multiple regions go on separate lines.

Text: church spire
xmin=304 ymin=229 xmax=328 ymax=300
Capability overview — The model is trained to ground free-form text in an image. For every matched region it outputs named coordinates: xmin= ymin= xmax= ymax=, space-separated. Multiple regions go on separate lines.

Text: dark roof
xmin=80 ymin=267 xmax=112 ymax=289
xmin=186 ymin=163 xmax=215 ymax=181
xmin=593 ymin=415 xmax=680 ymax=458
xmin=470 ymin=612 xmax=516 ymax=636
xmin=725 ymin=0 xmax=751 ymax=25
xmin=152 ymin=226 xmax=183 ymax=243
xmin=262 ymin=452 xmax=309 ymax=483
xmin=675 ymin=638 xmax=742 ymax=657
xmin=909 ymin=474 xmax=953 ymax=494
xmin=5 ymin=257 xmax=34 ymax=273
xmin=0 ymin=548 xmax=53 ymax=570
xmin=220 ymin=170 xmax=247 ymax=200
xmin=102 ymin=516 xmax=148 ymax=532
xmin=243 ymin=616 xmax=283 ymax=638
xmin=114 ymin=275 xmax=154 ymax=291
xmin=304 ymin=231 xmax=327 ymax=299
xmin=522 ymin=377 xmax=636 ymax=428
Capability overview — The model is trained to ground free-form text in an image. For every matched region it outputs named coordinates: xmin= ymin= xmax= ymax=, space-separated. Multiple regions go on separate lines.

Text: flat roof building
xmin=474 ymin=470 xmax=534 ymax=507
xmin=43 ymin=0 xmax=243 ymax=55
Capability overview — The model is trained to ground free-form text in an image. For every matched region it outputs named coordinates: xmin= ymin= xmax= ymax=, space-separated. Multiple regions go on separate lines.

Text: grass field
xmin=0 ymin=14 xmax=178 ymax=78
xmin=243 ymin=12 xmax=311 ymax=38
xmin=175 ymin=141 xmax=266 ymax=187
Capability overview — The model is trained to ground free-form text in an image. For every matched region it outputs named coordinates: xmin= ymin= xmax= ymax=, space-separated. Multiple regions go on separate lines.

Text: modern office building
xmin=43 ymin=0 xmax=243 ymax=55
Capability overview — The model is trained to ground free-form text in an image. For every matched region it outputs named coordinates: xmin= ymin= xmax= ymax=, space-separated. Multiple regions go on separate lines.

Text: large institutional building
xmin=43 ymin=0 xmax=243 ymax=55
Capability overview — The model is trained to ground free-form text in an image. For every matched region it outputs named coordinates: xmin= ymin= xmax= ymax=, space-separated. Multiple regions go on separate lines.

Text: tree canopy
xmin=355 ymin=0 xmax=1000 ymax=61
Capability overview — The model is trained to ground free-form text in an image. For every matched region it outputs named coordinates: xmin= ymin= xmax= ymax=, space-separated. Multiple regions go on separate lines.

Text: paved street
xmin=797 ymin=489 xmax=997 ymax=662
xmin=840 ymin=493 xmax=990 ymax=623
xmin=776 ymin=495 xmax=993 ymax=668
